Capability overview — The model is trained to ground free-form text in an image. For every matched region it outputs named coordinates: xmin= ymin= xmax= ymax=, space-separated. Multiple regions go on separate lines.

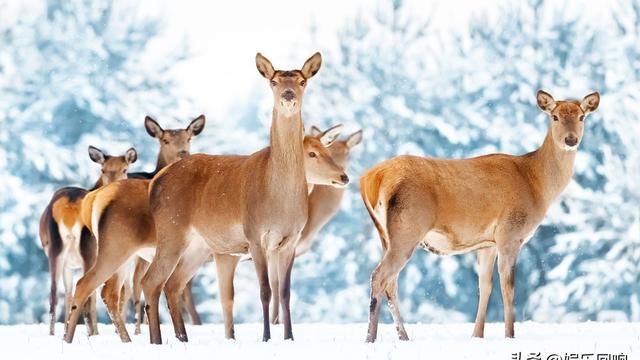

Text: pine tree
xmin=0 ymin=0 xmax=189 ymax=323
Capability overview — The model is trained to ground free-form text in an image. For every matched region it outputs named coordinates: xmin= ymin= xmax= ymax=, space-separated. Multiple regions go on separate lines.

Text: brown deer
xmin=127 ymin=115 xmax=206 ymax=332
xmin=39 ymin=145 xmax=137 ymax=336
xmin=62 ymin=115 xmax=205 ymax=343
xmin=159 ymin=125 xmax=348 ymax=341
xmin=62 ymin=128 xmax=346 ymax=343
xmin=270 ymin=126 xmax=363 ymax=324
xmin=140 ymin=52 xmax=328 ymax=344
xmin=360 ymin=90 xmax=600 ymax=342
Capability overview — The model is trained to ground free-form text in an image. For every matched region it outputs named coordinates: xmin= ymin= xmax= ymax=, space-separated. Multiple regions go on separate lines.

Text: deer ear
xmin=310 ymin=125 xmax=322 ymax=137
xmin=144 ymin=116 xmax=164 ymax=138
xmin=187 ymin=114 xmax=206 ymax=136
xmin=301 ymin=52 xmax=322 ymax=79
xmin=536 ymin=90 xmax=556 ymax=113
xmin=256 ymin=53 xmax=275 ymax=79
xmin=581 ymin=92 xmax=600 ymax=113
xmin=346 ymin=130 xmax=363 ymax=148
xmin=88 ymin=146 xmax=105 ymax=164
xmin=125 ymin=147 xmax=137 ymax=164
xmin=320 ymin=124 xmax=343 ymax=147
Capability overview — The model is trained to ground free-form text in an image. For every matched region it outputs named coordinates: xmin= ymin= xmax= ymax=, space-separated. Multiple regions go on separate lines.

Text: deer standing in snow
xmin=360 ymin=91 xmax=599 ymax=342
xmin=140 ymin=52 xmax=330 ymax=344
xmin=40 ymin=145 xmax=137 ymax=335
xmin=62 ymin=115 xmax=205 ymax=343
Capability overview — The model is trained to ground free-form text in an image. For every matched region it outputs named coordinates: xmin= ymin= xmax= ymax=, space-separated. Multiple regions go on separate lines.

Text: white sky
xmin=137 ymin=0 xmax=500 ymax=120
xmin=137 ymin=0 xmax=611 ymax=120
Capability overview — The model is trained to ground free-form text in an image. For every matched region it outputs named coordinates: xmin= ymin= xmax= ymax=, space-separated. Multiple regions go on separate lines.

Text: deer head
xmin=88 ymin=145 xmax=137 ymax=184
xmin=304 ymin=124 xmax=349 ymax=187
xmin=310 ymin=126 xmax=362 ymax=168
xmin=144 ymin=115 xmax=206 ymax=166
xmin=537 ymin=90 xmax=600 ymax=151
xmin=256 ymin=52 xmax=322 ymax=118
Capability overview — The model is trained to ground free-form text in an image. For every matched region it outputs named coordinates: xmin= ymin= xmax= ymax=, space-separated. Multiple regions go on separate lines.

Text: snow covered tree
xmin=298 ymin=0 xmax=639 ymax=324
xmin=0 ymin=0 xmax=190 ymax=323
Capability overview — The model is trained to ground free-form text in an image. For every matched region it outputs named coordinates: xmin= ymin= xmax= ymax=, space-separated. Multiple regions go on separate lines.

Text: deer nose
xmin=178 ymin=150 xmax=189 ymax=159
xmin=340 ymin=174 xmax=349 ymax=184
xmin=564 ymin=135 xmax=578 ymax=147
xmin=282 ymin=89 xmax=295 ymax=101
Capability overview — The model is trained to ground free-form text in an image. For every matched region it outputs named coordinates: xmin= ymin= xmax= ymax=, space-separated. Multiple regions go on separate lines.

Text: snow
xmin=2 ymin=0 xmax=639 ymax=328
xmin=1 ymin=323 xmax=637 ymax=359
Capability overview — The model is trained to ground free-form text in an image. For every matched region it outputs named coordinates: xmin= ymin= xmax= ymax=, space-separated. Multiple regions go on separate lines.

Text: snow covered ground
xmin=1 ymin=322 xmax=637 ymax=359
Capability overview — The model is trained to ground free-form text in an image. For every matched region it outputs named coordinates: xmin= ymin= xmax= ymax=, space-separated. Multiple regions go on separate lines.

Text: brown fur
xmin=270 ymin=128 xmax=362 ymax=324
xmin=361 ymin=91 xmax=600 ymax=342
xmin=40 ymin=147 xmax=136 ymax=337
xmin=140 ymin=52 xmax=328 ymax=344
xmin=63 ymin=116 xmax=206 ymax=343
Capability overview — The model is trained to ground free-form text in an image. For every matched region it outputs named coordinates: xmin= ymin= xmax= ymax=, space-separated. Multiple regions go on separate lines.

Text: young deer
xmin=39 ymin=145 xmax=137 ymax=336
xmin=62 ymin=115 xmax=205 ymax=343
xmin=154 ymin=128 xmax=348 ymax=342
xmin=360 ymin=91 xmax=600 ymax=342
xmin=270 ymin=126 xmax=362 ymax=324
xmin=141 ymin=52 xmax=329 ymax=344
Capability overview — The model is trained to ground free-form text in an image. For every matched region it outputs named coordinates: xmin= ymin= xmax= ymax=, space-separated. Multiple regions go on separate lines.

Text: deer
xmin=62 ymin=115 xmax=205 ymax=343
xmin=359 ymin=90 xmax=600 ymax=342
xmin=158 ymin=125 xmax=348 ymax=342
xmin=270 ymin=126 xmax=363 ymax=324
xmin=126 ymin=115 xmax=206 ymax=332
xmin=39 ymin=145 xmax=137 ymax=336
xmin=138 ymin=52 xmax=330 ymax=344
xmin=62 ymin=124 xmax=347 ymax=343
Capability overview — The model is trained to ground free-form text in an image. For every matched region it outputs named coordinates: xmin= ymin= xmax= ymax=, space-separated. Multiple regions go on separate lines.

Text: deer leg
xmin=120 ymin=279 xmax=132 ymax=322
xmin=163 ymin=242 xmax=210 ymax=342
xmin=132 ymin=257 xmax=150 ymax=335
xmin=214 ymin=253 xmax=240 ymax=339
xmin=366 ymin=221 xmax=420 ymax=343
xmin=278 ymin=244 xmax=296 ymax=340
xmin=48 ymin=255 xmax=63 ymax=335
xmin=385 ymin=278 xmax=408 ymax=341
xmin=141 ymin=226 xmax=189 ymax=345
xmin=248 ymin=242 xmax=271 ymax=342
xmin=269 ymin=257 xmax=280 ymax=325
xmin=64 ymin=245 xmax=132 ymax=343
xmin=472 ymin=246 xmax=497 ymax=338
xmin=164 ymin=277 xmax=187 ymax=342
xmin=182 ymin=280 xmax=202 ymax=326
xmin=62 ymin=265 xmax=73 ymax=335
xmin=101 ymin=271 xmax=132 ymax=342
xmin=497 ymin=243 xmax=520 ymax=338
xmin=80 ymin=226 xmax=99 ymax=336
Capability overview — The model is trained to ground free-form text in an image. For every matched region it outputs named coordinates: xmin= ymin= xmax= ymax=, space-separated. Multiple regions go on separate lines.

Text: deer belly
xmin=420 ymin=230 xmax=455 ymax=255
xmin=420 ymin=229 xmax=495 ymax=255
xmin=59 ymin=222 xmax=84 ymax=269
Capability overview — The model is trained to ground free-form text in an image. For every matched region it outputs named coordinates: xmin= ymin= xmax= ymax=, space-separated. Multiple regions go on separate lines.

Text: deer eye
xmin=122 ymin=169 xmax=127 ymax=174
xmin=270 ymin=80 xmax=277 ymax=87
xmin=308 ymin=152 xmax=317 ymax=158
xmin=101 ymin=169 xmax=105 ymax=174
xmin=163 ymin=139 xmax=169 ymax=144
xmin=300 ymin=80 xmax=306 ymax=86
xmin=579 ymin=115 xmax=585 ymax=121
xmin=552 ymin=115 xmax=559 ymax=121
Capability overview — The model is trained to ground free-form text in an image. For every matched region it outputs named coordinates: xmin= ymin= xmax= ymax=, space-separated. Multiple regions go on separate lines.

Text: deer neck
xmin=526 ymin=128 xmax=576 ymax=206
xmin=266 ymin=109 xmax=307 ymax=198
xmin=90 ymin=178 xmax=104 ymax=191
xmin=154 ymin=152 xmax=172 ymax=173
